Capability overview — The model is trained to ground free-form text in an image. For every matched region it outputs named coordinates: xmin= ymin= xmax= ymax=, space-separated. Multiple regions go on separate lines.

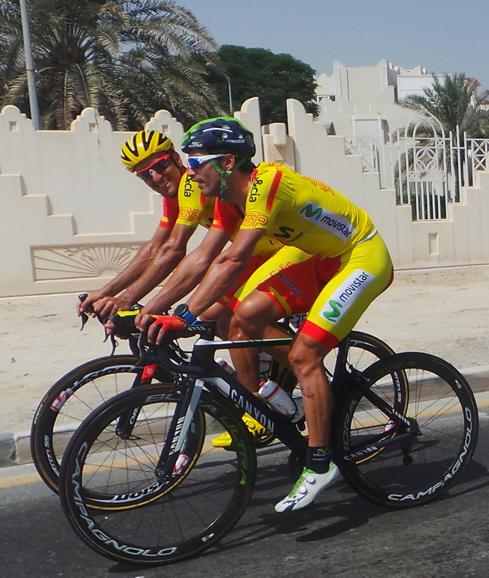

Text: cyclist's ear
xmin=222 ymin=154 xmax=236 ymax=172
xmin=172 ymin=152 xmax=185 ymax=169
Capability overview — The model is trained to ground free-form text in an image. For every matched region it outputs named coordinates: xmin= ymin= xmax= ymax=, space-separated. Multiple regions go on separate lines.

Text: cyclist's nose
xmin=150 ymin=171 xmax=158 ymax=183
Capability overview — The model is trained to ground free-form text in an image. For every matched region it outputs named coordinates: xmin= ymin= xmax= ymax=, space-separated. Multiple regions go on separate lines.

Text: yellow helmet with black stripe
xmin=121 ymin=130 xmax=175 ymax=171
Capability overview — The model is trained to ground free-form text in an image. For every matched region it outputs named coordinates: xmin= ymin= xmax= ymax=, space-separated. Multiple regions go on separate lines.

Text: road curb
xmin=0 ymin=431 xmax=31 ymax=468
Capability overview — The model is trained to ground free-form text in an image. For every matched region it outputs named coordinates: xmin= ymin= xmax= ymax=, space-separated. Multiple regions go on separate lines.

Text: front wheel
xmin=336 ymin=352 xmax=478 ymax=508
xmin=59 ymin=384 xmax=257 ymax=566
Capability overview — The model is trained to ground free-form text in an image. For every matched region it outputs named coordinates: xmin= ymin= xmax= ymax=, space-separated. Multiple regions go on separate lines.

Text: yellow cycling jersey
xmin=174 ymin=170 xmax=282 ymax=258
xmin=240 ymin=163 xmax=374 ymax=258
xmin=175 ymin=171 xmax=215 ymax=230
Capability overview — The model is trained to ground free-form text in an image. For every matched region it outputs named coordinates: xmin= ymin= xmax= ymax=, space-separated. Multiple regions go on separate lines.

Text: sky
xmin=178 ymin=0 xmax=489 ymax=89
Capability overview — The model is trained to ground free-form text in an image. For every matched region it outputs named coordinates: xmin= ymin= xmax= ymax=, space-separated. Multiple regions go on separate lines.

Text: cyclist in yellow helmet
xmin=78 ymin=129 xmax=188 ymax=320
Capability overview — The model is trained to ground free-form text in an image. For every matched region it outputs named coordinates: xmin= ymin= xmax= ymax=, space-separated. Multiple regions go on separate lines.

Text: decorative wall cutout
xmin=32 ymin=244 xmax=141 ymax=280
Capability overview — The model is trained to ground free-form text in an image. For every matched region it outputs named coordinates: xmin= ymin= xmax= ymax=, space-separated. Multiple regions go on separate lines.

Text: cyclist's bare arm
xmin=140 ymin=226 xmax=235 ymax=315
xmin=114 ymin=223 xmax=196 ymax=309
xmin=78 ymin=225 xmax=171 ymax=316
xmin=186 ymin=228 xmax=265 ymax=317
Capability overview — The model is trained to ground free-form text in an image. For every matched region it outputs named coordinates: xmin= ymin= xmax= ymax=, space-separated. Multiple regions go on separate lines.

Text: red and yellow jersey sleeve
xmin=159 ymin=196 xmax=179 ymax=229
xmin=241 ymin=164 xmax=290 ymax=232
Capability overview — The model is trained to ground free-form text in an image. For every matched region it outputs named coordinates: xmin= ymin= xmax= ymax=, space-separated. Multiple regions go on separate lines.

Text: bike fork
xmin=154 ymin=378 xmax=205 ymax=480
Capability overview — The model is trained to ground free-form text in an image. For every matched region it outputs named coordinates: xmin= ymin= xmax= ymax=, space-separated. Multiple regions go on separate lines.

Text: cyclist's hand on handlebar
xmin=77 ymin=290 xmax=104 ymax=317
xmin=136 ymin=313 xmax=187 ymax=345
xmin=78 ymin=292 xmax=132 ymax=323
xmin=94 ymin=296 xmax=133 ymax=323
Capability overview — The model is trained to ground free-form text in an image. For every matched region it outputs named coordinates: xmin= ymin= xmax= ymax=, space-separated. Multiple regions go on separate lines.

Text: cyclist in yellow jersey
xmin=137 ymin=117 xmax=394 ymax=513
xmin=131 ymin=119 xmax=284 ymax=325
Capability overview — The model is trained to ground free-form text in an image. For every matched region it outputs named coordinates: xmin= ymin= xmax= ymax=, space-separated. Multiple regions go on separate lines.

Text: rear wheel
xmin=336 ymin=352 xmax=478 ymax=508
xmin=59 ymin=384 xmax=257 ymax=566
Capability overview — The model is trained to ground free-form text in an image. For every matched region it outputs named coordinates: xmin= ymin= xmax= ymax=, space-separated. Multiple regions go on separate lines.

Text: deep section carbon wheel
xmin=31 ymin=355 xmax=173 ymax=494
xmin=336 ymin=352 xmax=478 ymax=508
xmin=59 ymin=384 xmax=257 ymax=566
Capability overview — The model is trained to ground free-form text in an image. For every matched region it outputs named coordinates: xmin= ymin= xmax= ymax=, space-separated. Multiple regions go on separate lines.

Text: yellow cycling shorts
xmin=231 ymin=233 xmax=393 ymax=349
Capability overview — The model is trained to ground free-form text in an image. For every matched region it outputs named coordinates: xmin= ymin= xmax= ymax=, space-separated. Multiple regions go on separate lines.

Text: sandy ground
xmin=1 ymin=264 xmax=489 ymax=435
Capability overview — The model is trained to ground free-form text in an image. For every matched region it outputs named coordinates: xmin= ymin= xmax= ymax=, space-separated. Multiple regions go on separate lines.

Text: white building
xmin=315 ymin=59 xmax=448 ymax=141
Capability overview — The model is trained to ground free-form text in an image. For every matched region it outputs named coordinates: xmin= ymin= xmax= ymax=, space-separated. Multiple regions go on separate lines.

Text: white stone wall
xmin=0 ymin=105 xmax=196 ymax=296
xmin=1 ymin=98 xmax=488 ymax=297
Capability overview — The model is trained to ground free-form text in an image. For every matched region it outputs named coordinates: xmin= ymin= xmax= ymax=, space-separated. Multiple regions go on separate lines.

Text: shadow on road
xmin=103 ymin=448 xmax=489 ymax=574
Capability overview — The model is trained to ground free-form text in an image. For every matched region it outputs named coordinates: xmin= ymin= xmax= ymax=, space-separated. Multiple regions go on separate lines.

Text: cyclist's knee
xmin=288 ymin=336 xmax=330 ymax=380
xmin=234 ymin=292 xmax=282 ymax=335
xmin=228 ymin=309 xmax=255 ymax=339
xmin=232 ymin=300 xmax=271 ymax=338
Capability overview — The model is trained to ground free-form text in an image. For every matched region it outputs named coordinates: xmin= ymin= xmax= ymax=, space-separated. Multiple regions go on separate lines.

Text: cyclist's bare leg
xmin=288 ymin=334 xmax=331 ymax=446
xmin=229 ymin=292 xmax=290 ymax=392
xmin=199 ymin=302 xmax=231 ymax=339
xmin=275 ymin=333 xmax=339 ymax=513
xmin=232 ymin=292 xmax=332 ymax=444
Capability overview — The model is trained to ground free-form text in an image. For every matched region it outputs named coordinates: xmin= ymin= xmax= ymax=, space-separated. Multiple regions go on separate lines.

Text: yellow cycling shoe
xmin=211 ymin=413 xmax=268 ymax=448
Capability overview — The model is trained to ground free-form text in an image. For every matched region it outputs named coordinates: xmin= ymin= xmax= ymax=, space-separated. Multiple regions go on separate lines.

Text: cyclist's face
xmin=187 ymin=153 xmax=229 ymax=196
xmin=134 ymin=152 xmax=182 ymax=197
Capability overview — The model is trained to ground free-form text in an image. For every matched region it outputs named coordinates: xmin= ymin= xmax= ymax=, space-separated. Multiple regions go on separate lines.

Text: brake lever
xmin=78 ymin=293 xmax=89 ymax=331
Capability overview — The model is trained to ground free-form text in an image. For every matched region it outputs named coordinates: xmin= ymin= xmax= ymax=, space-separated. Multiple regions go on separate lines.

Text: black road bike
xmin=58 ymin=320 xmax=478 ymax=566
xmin=31 ymin=315 xmax=403 ymax=496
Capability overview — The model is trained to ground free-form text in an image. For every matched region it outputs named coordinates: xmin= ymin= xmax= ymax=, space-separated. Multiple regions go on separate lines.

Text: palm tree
xmin=402 ymin=73 xmax=489 ymax=138
xmin=0 ymin=0 xmax=220 ymax=129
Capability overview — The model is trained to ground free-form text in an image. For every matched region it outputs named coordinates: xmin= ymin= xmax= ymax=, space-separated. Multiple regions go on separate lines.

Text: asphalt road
xmin=1 ymin=418 xmax=489 ymax=578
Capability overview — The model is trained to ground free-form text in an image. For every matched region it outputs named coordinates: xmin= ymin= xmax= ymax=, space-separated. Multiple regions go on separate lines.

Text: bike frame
xmin=116 ymin=324 xmax=418 ymax=480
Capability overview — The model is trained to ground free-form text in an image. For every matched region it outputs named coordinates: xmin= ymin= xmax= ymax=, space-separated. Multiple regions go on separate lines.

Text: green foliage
xmin=470 ymin=109 xmax=489 ymax=137
xmin=402 ymin=73 xmax=489 ymax=138
xmin=209 ymin=45 xmax=318 ymax=124
xmin=0 ymin=0 xmax=221 ymax=128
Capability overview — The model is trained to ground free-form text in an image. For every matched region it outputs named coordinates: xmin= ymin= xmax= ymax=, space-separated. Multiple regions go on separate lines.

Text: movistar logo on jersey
xmin=321 ymin=270 xmax=374 ymax=323
xmin=322 ymin=299 xmax=343 ymax=322
xmin=299 ymin=202 xmax=354 ymax=240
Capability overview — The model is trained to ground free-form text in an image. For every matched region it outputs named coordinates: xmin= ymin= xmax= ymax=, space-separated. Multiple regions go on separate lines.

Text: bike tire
xmin=30 ymin=354 xmax=173 ymax=495
xmin=335 ymin=352 xmax=478 ymax=508
xmin=59 ymin=384 xmax=257 ymax=566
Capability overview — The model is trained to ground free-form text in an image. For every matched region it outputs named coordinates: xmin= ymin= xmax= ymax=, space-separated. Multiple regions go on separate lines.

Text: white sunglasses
xmin=187 ymin=154 xmax=224 ymax=169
